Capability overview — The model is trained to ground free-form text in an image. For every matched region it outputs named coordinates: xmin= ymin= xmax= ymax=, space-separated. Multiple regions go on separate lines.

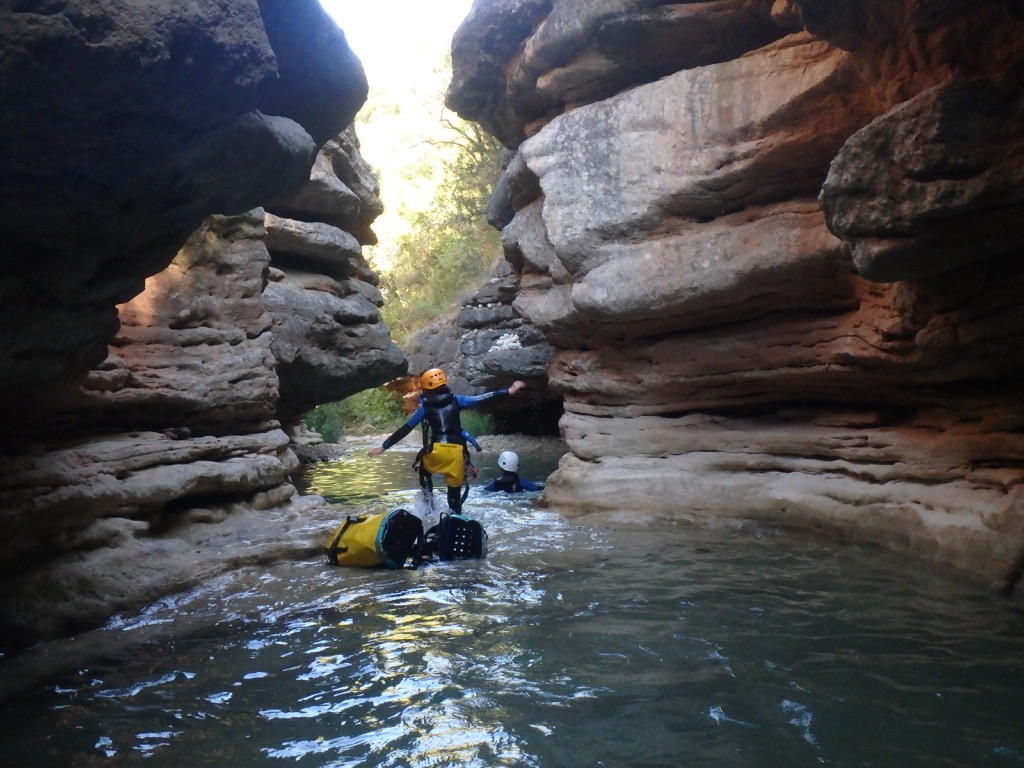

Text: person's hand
xmin=367 ymin=446 xmax=385 ymax=457
xmin=509 ymin=380 xmax=526 ymax=395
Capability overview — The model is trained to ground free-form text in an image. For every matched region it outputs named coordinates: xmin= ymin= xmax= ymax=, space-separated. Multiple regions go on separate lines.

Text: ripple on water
xmin=1 ymin=451 xmax=1023 ymax=768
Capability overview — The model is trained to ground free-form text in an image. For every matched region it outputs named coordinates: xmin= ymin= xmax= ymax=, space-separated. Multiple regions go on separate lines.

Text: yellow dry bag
xmin=325 ymin=509 xmax=424 ymax=569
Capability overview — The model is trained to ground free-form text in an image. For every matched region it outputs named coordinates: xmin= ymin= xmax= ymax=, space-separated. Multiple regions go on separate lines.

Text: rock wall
xmin=448 ymin=0 xmax=1024 ymax=594
xmin=264 ymin=128 xmax=407 ymax=420
xmin=0 ymin=0 xmax=366 ymax=422
xmin=405 ymin=256 xmax=562 ymax=434
xmin=0 ymin=1 xmax=405 ymax=651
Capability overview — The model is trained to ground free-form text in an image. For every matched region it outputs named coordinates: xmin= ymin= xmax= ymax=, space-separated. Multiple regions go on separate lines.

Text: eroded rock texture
xmin=0 ymin=0 xmax=365 ymax=421
xmin=405 ymin=257 xmax=562 ymax=434
xmin=264 ymin=128 xmax=407 ymax=419
xmin=0 ymin=2 xmax=403 ymax=650
xmin=448 ymin=0 xmax=1024 ymax=594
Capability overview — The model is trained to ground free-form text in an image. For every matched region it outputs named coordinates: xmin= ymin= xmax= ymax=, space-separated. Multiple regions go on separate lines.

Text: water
xmin=1 ymin=444 xmax=1023 ymax=767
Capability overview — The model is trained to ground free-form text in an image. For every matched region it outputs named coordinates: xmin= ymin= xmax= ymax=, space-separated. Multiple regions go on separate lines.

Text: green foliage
xmin=304 ymin=402 xmax=344 ymax=443
xmin=304 ymin=389 xmax=406 ymax=442
xmin=339 ymin=388 xmax=407 ymax=435
xmin=378 ymin=117 xmax=505 ymax=344
xmin=379 ymin=212 xmax=501 ymax=344
xmin=305 ymin=393 xmax=498 ymax=445
xmin=358 ymin=53 xmax=506 ymax=346
xmin=461 ymin=409 xmax=497 ymax=438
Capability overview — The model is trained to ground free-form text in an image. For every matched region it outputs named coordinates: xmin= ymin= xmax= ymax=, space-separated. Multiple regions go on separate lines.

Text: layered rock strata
xmin=263 ymin=128 xmax=407 ymax=420
xmin=448 ymin=0 xmax=1024 ymax=594
xmin=405 ymin=258 xmax=561 ymax=434
xmin=0 ymin=2 xmax=404 ymax=650
xmin=0 ymin=0 xmax=366 ymax=428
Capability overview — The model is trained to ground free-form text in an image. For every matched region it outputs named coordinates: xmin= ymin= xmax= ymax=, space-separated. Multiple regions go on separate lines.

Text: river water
xmin=1 ymin=444 xmax=1023 ymax=767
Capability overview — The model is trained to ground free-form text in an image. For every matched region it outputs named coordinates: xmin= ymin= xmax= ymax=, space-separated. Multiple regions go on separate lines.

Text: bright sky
xmin=318 ymin=0 xmax=476 ymax=90
xmin=316 ymin=0 xmax=479 ymax=270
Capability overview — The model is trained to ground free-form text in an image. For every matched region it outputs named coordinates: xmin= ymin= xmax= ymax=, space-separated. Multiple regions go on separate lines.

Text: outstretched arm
xmin=457 ymin=380 xmax=528 ymax=408
xmin=462 ymin=429 xmax=482 ymax=452
xmin=367 ymin=409 xmax=422 ymax=456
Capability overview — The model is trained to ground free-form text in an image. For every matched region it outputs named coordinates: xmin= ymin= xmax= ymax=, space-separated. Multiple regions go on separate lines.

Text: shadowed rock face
xmin=0 ymin=2 xmax=406 ymax=651
xmin=821 ymin=78 xmax=1024 ymax=281
xmin=0 ymin=0 xmax=367 ymax=411
xmin=264 ymin=128 xmax=408 ymax=419
xmin=404 ymin=258 xmax=562 ymax=436
xmin=447 ymin=0 xmax=1024 ymax=594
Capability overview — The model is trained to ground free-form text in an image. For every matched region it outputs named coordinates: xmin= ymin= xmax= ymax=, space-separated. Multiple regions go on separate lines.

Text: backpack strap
xmin=325 ymin=515 xmax=364 ymax=565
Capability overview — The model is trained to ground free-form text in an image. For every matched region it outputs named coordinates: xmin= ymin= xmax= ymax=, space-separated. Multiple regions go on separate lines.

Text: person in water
xmin=368 ymin=368 xmax=526 ymax=513
xmin=483 ymin=450 xmax=544 ymax=493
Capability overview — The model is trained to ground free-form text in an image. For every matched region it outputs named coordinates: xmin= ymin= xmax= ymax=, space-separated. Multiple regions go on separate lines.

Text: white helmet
xmin=498 ymin=450 xmax=519 ymax=472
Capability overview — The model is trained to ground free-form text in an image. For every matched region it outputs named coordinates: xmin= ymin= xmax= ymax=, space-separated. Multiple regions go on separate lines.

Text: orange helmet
xmin=420 ymin=368 xmax=448 ymax=390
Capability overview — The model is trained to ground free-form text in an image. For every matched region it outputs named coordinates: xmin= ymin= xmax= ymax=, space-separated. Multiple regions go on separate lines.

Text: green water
xmin=0 ymin=445 xmax=1022 ymax=767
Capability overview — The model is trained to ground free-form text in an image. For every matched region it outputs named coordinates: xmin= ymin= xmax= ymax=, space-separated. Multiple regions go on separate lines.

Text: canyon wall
xmin=448 ymin=0 xmax=1024 ymax=594
xmin=0 ymin=1 xmax=405 ymax=651
xmin=405 ymin=255 xmax=562 ymax=434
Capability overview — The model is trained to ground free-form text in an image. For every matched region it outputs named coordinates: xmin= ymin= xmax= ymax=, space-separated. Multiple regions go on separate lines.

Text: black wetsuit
xmin=380 ymin=384 xmax=512 ymax=512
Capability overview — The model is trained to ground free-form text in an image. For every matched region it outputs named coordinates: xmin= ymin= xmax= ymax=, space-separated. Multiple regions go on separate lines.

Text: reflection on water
xmin=2 ymin=448 xmax=1024 ymax=767
xmin=294 ymin=442 xmax=561 ymax=509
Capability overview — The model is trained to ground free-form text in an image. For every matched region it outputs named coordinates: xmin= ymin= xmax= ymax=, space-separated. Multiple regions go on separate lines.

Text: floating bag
xmin=325 ymin=508 xmax=424 ymax=569
xmin=429 ymin=513 xmax=488 ymax=561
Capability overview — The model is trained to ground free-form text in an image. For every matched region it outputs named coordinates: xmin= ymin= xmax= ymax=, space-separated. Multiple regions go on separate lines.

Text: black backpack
xmin=425 ymin=513 xmax=488 ymax=561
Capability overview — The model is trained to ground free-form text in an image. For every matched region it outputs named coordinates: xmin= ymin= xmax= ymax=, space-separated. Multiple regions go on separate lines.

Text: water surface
xmin=1 ymin=445 xmax=1022 ymax=767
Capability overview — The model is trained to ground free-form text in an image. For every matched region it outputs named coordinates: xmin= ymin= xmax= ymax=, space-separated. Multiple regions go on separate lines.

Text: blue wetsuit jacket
xmin=484 ymin=470 xmax=543 ymax=493
xmin=381 ymin=389 xmax=511 ymax=450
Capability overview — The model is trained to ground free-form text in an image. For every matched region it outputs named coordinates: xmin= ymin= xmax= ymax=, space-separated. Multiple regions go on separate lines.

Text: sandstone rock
xmin=404 ymin=261 xmax=561 ymax=434
xmin=268 ymin=151 xmax=364 ymax=230
xmin=448 ymin=0 xmax=786 ymax=146
xmin=0 ymin=480 xmax=342 ymax=650
xmin=821 ymin=77 xmax=1024 ymax=281
xmin=0 ymin=0 xmax=367 ymax=406
xmin=0 ymin=2 xmax=408 ymax=652
xmin=514 ymin=201 xmax=857 ymax=345
xmin=542 ymin=425 xmax=1024 ymax=595
xmin=56 ymin=211 xmax=278 ymax=433
xmin=0 ymin=196 xmax=401 ymax=650
xmin=405 ymin=306 xmax=465 ymax=374
xmin=450 ymin=0 xmax=1024 ymax=593
xmin=545 ymin=252 xmax=1024 ymax=415
xmin=255 ymin=0 xmax=368 ymax=146
xmin=518 ymin=34 xmax=866 ymax=275
xmin=264 ymin=214 xmax=365 ymax=276
xmin=270 ymin=129 xmax=385 ymax=245
xmin=264 ymin=276 xmax=407 ymax=418
xmin=262 ymin=128 xmax=408 ymax=418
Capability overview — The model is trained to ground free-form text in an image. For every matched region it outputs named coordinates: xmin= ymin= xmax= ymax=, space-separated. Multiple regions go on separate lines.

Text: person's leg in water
xmin=446 ymin=483 xmax=462 ymax=513
xmin=421 ymin=443 xmax=467 ymax=514
xmin=418 ymin=464 xmax=433 ymax=497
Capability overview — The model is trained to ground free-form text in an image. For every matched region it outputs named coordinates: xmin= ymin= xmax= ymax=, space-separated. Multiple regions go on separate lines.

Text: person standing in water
xmin=368 ymin=368 xmax=526 ymax=513
xmin=483 ymin=450 xmax=544 ymax=493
